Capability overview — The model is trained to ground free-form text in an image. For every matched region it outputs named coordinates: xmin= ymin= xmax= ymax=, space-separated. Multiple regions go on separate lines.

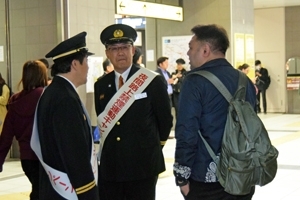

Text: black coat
xmin=37 ymin=76 xmax=99 ymax=199
xmin=172 ymin=69 xmax=187 ymax=93
xmin=256 ymin=67 xmax=270 ymax=90
xmin=94 ymin=64 xmax=173 ymax=182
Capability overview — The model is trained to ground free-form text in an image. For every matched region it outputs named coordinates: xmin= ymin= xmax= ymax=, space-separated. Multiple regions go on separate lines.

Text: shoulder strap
xmin=191 ymin=70 xmax=232 ymax=102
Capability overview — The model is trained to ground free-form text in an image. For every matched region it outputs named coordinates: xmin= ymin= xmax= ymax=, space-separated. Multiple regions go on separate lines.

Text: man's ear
xmin=71 ymin=59 xmax=79 ymax=71
xmin=202 ymin=43 xmax=211 ymax=56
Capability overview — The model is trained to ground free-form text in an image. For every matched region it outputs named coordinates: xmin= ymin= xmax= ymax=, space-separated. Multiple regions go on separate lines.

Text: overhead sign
xmin=116 ymin=0 xmax=183 ymax=21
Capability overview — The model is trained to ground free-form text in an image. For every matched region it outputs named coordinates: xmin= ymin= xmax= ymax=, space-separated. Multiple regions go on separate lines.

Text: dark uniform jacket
xmin=94 ymin=64 xmax=173 ymax=182
xmin=37 ymin=76 xmax=99 ymax=199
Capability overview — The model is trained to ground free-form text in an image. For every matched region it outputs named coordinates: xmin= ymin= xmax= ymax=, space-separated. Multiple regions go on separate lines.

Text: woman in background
xmin=38 ymin=58 xmax=52 ymax=84
xmin=0 ymin=73 xmax=10 ymax=134
xmin=0 ymin=60 xmax=48 ymax=200
xmin=238 ymin=63 xmax=258 ymax=94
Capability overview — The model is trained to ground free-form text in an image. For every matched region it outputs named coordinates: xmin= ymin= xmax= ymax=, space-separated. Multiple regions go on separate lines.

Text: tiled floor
xmin=1 ymin=113 xmax=300 ymax=199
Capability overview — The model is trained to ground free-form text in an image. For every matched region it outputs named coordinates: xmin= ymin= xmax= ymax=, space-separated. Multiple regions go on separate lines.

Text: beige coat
xmin=0 ymin=84 xmax=10 ymax=134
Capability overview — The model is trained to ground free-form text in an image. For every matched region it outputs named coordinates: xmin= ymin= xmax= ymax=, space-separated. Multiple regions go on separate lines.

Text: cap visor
xmin=87 ymin=52 xmax=94 ymax=56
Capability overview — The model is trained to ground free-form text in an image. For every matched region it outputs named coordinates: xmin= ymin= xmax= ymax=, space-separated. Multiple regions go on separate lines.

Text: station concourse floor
xmin=1 ymin=113 xmax=300 ymax=200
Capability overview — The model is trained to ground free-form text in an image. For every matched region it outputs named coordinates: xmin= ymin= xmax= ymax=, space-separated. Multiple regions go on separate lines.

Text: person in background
xmin=155 ymin=56 xmax=175 ymax=108
xmin=0 ymin=60 xmax=48 ymax=200
xmin=172 ymin=58 xmax=187 ymax=118
xmin=98 ymin=58 xmax=114 ymax=80
xmin=238 ymin=63 xmax=258 ymax=94
xmin=0 ymin=73 xmax=10 ymax=133
xmin=95 ymin=24 xmax=173 ymax=200
xmin=173 ymin=24 xmax=256 ymax=199
xmin=38 ymin=58 xmax=52 ymax=85
xmin=133 ymin=47 xmax=144 ymax=67
xmin=237 ymin=63 xmax=250 ymax=75
xmin=255 ymin=60 xmax=269 ymax=113
xmin=94 ymin=58 xmax=114 ymax=115
xmin=34 ymin=32 xmax=99 ymax=199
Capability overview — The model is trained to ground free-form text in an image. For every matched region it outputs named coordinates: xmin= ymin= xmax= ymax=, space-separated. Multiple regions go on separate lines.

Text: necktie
xmin=119 ymin=75 xmax=124 ymax=89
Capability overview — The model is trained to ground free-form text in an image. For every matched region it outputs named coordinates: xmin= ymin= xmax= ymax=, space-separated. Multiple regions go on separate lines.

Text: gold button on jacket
xmin=116 ymin=137 xmax=121 ymax=141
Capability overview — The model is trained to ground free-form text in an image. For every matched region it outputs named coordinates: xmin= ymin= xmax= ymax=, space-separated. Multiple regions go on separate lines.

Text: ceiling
xmin=254 ymin=0 xmax=300 ymax=9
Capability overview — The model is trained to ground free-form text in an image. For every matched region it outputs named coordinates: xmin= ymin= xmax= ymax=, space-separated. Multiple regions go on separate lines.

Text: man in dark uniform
xmin=34 ymin=32 xmax=99 ymax=199
xmin=94 ymin=24 xmax=173 ymax=200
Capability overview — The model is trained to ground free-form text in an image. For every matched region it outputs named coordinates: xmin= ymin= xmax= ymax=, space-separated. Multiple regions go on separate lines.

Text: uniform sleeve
xmin=94 ymin=81 xmax=101 ymax=116
xmin=149 ymin=76 xmax=173 ymax=147
xmin=52 ymin=98 xmax=99 ymax=199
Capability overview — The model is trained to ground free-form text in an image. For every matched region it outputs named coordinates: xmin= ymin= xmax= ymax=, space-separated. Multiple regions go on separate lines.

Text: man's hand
xmin=176 ymin=73 xmax=182 ymax=78
xmin=180 ymin=182 xmax=190 ymax=196
xmin=168 ymin=78 xmax=175 ymax=84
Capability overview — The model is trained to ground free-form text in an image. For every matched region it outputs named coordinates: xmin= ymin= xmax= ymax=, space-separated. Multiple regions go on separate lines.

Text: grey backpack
xmin=193 ymin=70 xmax=279 ymax=195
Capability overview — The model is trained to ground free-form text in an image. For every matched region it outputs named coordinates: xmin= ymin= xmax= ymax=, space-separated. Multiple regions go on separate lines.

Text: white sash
xmin=31 ymin=89 xmax=98 ymax=200
xmin=97 ymin=67 xmax=157 ymax=158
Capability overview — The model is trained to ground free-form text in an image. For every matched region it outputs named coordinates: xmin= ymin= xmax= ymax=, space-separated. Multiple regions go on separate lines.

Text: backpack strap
xmin=191 ymin=70 xmax=232 ymax=102
xmin=198 ymin=130 xmax=219 ymax=163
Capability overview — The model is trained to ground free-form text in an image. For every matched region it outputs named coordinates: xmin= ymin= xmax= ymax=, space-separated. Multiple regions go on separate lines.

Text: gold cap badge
xmin=113 ymin=29 xmax=124 ymax=38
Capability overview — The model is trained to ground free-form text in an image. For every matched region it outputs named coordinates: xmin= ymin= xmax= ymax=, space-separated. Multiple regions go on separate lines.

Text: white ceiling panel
xmin=254 ymin=0 xmax=300 ymax=9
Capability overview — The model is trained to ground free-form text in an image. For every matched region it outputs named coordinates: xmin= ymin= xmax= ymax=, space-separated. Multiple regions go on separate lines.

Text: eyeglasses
xmin=107 ymin=44 xmax=132 ymax=52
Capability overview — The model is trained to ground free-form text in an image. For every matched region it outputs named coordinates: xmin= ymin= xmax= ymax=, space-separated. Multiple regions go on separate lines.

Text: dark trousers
xmin=173 ymin=92 xmax=180 ymax=118
xmin=21 ymin=159 xmax=40 ymax=200
xmin=99 ymin=176 xmax=158 ymax=200
xmin=168 ymin=94 xmax=173 ymax=108
xmin=257 ymin=89 xmax=267 ymax=113
xmin=182 ymin=179 xmax=255 ymax=200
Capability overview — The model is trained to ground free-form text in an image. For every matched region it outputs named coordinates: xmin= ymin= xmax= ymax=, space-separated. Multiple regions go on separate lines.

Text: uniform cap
xmin=45 ymin=31 xmax=93 ymax=60
xmin=100 ymin=24 xmax=137 ymax=46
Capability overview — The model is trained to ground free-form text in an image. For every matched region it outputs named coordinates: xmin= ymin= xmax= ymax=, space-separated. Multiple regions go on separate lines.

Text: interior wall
xmin=0 ymin=1 xmax=7 ymax=82
xmin=8 ymin=0 xmax=58 ymax=92
xmin=285 ymin=6 xmax=300 ymax=60
xmin=254 ymin=7 xmax=286 ymax=113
